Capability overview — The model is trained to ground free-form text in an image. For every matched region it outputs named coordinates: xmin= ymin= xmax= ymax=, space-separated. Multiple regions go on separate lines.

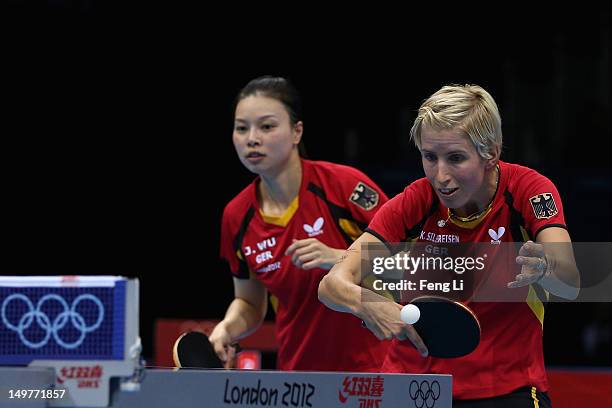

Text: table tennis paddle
xmin=172 ymin=331 xmax=224 ymax=368
xmin=409 ymin=296 xmax=481 ymax=358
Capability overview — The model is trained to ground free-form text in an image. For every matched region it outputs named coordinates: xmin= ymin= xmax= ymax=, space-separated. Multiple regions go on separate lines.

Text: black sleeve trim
xmin=534 ymin=223 xmax=568 ymax=240
xmin=364 ymin=228 xmax=404 ymax=255
xmin=364 ymin=227 xmax=387 ymax=243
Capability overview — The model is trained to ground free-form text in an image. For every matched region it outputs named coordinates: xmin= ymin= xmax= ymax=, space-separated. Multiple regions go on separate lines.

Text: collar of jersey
xmin=447 ymin=206 xmax=494 ymax=229
xmin=259 ymin=195 xmax=299 ymax=227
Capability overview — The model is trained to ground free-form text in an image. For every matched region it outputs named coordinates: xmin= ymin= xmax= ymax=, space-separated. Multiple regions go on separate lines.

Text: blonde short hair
xmin=410 ymin=84 xmax=502 ymax=160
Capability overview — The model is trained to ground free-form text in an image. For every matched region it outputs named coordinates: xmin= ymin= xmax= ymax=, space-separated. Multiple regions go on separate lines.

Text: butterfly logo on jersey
xmin=349 ymin=182 xmax=379 ymax=211
xmin=304 ymin=217 xmax=324 ymax=237
xmin=488 ymin=227 xmax=505 ymax=244
xmin=529 ymin=193 xmax=558 ymax=219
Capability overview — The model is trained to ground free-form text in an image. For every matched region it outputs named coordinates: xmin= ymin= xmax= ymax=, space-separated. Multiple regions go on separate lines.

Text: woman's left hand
xmin=285 ymin=238 xmax=343 ymax=270
xmin=508 ymin=240 xmax=548 ymax=288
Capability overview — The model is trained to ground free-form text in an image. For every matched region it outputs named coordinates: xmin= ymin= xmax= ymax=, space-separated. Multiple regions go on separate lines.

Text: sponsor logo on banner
xmin=57 ymin=365 xmax=103 ymax=389
xmin=338 ymin=375 xmax=385 ymax=407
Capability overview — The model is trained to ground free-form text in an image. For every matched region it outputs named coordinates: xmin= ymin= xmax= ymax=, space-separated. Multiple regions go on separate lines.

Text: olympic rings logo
xmin=1 ymin=293 xmax=105 ymax=349
xmin=409 ymin=380 xmax=440 ymax=408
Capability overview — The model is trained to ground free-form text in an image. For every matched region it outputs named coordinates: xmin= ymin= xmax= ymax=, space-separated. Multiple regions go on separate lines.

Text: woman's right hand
xmin=360 ymin=300 xmax=429 ymax=357
xmin=209 ymin=322 xmax=236 ymax=367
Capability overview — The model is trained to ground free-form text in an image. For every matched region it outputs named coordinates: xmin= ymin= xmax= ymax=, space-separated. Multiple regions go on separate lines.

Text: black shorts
xmin=453 ymin=386 xmax=552 ymax=408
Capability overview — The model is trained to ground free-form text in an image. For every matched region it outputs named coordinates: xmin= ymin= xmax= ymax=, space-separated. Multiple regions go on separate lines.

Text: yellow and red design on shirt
xmin=367 ymin=160 xmax=566 ymax=399
xmin=220 ymin=159 xmax=389 ymax=371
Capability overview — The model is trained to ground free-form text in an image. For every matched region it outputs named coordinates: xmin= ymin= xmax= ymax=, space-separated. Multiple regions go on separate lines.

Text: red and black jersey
xmin=221 ymin=159 xmax=390 ymax=371
xmin=366 ymin=160 xmax=566 ymax=399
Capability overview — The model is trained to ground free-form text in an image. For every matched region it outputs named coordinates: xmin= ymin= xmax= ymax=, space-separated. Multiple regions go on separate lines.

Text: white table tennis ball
xmin=400 ymin=304 xmax=420 ymax=325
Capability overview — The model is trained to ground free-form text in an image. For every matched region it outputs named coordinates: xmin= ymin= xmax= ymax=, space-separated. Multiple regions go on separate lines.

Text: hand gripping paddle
xmin=172 ymin=331 xmax=224 ymax=368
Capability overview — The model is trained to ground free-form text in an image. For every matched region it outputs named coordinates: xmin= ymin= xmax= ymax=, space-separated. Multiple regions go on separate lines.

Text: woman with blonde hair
xmin=319 ymin=84 xmax=579 ymax=406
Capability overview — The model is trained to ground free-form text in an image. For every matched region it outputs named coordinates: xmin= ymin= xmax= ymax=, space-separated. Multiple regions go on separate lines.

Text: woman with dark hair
xmin=210 ymin=76 xmax=389 ymax=371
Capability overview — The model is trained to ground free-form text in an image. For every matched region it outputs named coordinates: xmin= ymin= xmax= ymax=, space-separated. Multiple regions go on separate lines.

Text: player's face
xmin=233 ymin=95 xmax=302 ymax=176
xmin=420 ymin=126 xmax=495 ymax=216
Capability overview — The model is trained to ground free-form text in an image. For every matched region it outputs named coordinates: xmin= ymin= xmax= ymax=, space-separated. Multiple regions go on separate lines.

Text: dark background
xmin=2 ymin=3 xmax=612 ymax=367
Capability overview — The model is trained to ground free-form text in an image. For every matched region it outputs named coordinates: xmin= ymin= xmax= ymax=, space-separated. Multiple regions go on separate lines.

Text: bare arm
xmin=318 ymin=232 xmax=429 ymax=356
xmin=509 ymin=227 xmax=580 ymax=300
xmin=317 ymin=232 xmax=373 ymax=314
xmin=209 ymin=277 xmax=267 ymax=362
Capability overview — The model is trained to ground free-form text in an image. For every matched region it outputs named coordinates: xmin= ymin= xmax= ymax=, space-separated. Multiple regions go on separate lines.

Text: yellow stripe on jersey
xmin=259 ymin=196 xmax=299 ymax=227
xmin=520 ymin=225 xmax=532 ymax=242
xmin=526 ymin=285 xmax=547 ymax=326
xmin=269 ymin=294 xmax=279 ymax=314
xmin=339 ymin=218 xmax=364 ymax=241
xmin=531 ymin=386 xmax=540 ymax=408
